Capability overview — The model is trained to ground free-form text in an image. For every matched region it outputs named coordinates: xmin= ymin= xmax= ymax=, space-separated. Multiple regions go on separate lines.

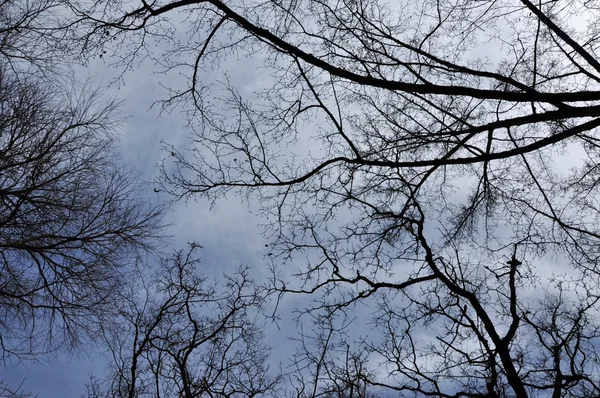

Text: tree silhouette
xmin=85 ymin=245 xmax=280 ymax=398
xmin=70 ymin=0 xmax=600 ymax=396
xmin=0 ymin=0 xmax=166 ymax=369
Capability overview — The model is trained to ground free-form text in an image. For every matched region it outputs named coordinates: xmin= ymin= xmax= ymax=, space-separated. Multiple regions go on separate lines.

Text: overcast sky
xmin=3 ymin=2 xmax=596 ymax=396
xmin=1 ymin=41 xmax=294 ymax=395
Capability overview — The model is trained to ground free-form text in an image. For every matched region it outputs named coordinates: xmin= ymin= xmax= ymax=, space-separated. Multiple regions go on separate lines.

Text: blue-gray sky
xmin=0 ymin=52 xmax=283 ymax=396
xmin=3 ymin=1 xmax=599 ymax=396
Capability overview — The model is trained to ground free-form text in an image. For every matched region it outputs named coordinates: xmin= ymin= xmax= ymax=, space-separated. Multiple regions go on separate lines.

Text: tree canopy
xmin=0 ymin=0 xmax=165 ymax=384
xmin=8 ymin=0 xmax=600 ymax=396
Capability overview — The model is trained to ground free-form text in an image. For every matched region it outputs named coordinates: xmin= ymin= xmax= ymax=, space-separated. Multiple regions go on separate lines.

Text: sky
xmin=3 ymin=1 xmax=600 ymax=396
xmin=1 ymin=14 xmax=317 ymax=393
xmin=0 ymin=42 xmax=281 ymax=398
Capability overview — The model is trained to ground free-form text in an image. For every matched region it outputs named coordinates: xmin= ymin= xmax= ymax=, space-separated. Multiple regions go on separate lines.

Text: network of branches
xmin=0 ymin=0 xmax=166 ymax=396
xmin=5 ymin=0 xmax=600 ymax=397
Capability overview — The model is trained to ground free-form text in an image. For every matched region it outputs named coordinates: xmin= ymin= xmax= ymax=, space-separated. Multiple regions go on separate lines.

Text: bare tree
xmin=0 ymin=0 xmax=78 ymax=77
xmin=0 ymin=380 xmax=34 ymax=398
xmin=286 ymin=308 xmax=378 ymax=398
xmin=85 ymin=244 xmax=280 ymax=398
xmin=69 ymin=0 xmax=600 ymax=396
xmin=0 ymin=67 xmax=166 ymax=362
xmin=0 ymin=0 xmax=166 ymax=367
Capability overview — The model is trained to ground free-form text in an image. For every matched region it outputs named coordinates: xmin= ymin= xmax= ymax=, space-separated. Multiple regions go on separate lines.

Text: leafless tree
xmin=285 ymin=307 xmax=379 ymax=398
xmin=85 ymin=244 xmax=280 ymax=398
xmin=0 ymin=0 xmax=166 ymax=368
xmin=0 ymin=380 xmax=34 ymax=398
xmin=0 ymin=67 xmax=166 ymax=363
xmin=69 ymin=0 xmax=600 ymax=396
xmin=0 ymin=0 xmax=78 ymax=77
